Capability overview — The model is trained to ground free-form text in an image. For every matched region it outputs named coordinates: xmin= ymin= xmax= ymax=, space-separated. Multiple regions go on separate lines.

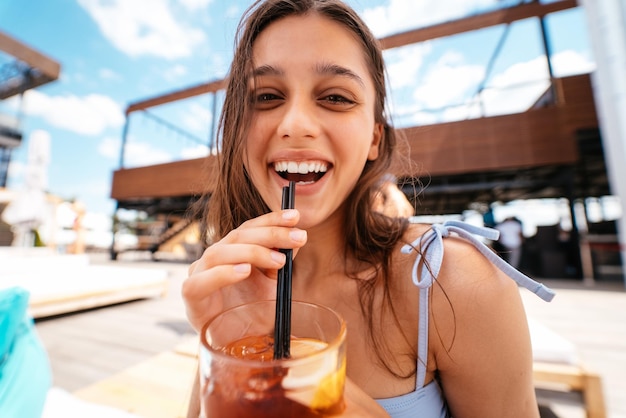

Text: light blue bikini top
xmin=374 ymin=220 xmax=555 ymax=418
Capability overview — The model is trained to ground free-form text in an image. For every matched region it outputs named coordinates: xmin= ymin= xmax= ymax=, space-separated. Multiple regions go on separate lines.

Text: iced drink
xmin=199 ymin=300 xmax=347 ymax=417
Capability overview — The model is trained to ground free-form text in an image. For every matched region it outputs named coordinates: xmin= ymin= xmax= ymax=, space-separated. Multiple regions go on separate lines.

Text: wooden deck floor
xmin=33 ymin=253 xmax=195 ymax=392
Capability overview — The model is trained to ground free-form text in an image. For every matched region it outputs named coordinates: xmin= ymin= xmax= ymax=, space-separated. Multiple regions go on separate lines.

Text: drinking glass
xmin=199 ymin=300 xmax=347 ymax=417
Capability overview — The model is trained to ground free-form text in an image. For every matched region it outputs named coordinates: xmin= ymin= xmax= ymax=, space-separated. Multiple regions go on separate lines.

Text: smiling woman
xmin=180 ymin=1 xmax=556 ymax=417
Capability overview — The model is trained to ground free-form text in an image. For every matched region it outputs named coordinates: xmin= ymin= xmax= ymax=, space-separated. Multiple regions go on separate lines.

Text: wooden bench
xmin=73 ymin=344 xmax=198 ymax=418
xmin=529 ymin=318 xmax=606 ymax=418
xmin=0 ymin=251 xmax=169 ymax=318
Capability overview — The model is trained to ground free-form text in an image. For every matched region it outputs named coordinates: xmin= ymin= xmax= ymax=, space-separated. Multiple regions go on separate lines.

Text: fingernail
xmin=233 ymin=263 xmax=251 ymax=275
xmin=282 ymin=209 xmax=298 ymax=220
xmin=289 ymin=229 xmax=307 ymax=242
xmin=271 ymin=251 xmax=286 ymax=264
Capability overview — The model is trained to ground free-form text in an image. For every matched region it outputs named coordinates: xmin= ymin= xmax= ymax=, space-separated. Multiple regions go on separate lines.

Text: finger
xmin=182 ymin=263 xmax=253 ymax=331
xmin=192 ymin=243 xmax=288 ymax=274
xmin=221 ymin=209 xmax=299 ymax=239
xmin=183 ymin=263 xmax=252 ymax=301
xmin=222 ymin=224 xmax=307 ymax=252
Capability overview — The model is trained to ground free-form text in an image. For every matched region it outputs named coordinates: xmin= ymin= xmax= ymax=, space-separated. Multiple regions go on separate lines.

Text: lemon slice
xmin=282 ymin=339 xmax=345 ymax=411
xmin=289 ymin=338 xmax=328 ymax=357
xmin=311 ymin=358 xmax=346 ymax=410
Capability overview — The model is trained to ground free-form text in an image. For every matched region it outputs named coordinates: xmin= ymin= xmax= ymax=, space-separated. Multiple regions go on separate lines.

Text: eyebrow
xmin=315 ymin=62 xmax=365 ymax=88
xmin=252 ymin=64 xmax=284 ymax=78
xmin=251 ymin=63 xmax=365 ymax=88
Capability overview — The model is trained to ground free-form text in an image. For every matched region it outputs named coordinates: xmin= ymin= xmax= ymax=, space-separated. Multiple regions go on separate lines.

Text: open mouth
xmin=274 ymin=160 xmax=328 ymax=185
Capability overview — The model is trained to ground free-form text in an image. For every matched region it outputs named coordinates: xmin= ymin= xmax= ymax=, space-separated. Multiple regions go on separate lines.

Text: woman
xmin=183 ymin=1 xmax=554 ymax=416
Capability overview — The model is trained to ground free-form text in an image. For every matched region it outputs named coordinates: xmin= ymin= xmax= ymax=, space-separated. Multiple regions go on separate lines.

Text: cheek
xmin=335 ymin=118 xmax=375 ymax=155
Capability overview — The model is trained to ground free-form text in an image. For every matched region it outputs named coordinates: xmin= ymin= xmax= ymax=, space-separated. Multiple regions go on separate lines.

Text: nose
xmin=276 ymin=95 xmax=320 ymax=140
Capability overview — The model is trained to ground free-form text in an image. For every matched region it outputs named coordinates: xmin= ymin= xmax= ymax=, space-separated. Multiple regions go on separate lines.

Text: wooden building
xmin=109 ymin=0 xmax=617 ymax=279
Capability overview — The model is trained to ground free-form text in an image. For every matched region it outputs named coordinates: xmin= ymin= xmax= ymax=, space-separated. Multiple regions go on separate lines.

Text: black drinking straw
xmin=273 ymin=181 xmax=295 ymax=359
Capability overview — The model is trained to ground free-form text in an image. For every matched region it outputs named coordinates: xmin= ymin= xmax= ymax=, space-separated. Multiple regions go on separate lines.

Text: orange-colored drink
xmin=200 ymin=301 xmax=347 ymax=418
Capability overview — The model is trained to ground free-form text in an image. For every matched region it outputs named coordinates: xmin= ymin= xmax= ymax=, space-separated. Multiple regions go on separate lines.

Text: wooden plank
xmin=29 ymin=283 xmax=167 ymax=319
xmin=110 ymin=157 xmax=217 ymax=200
xmin=533 ymin=362 xmax=607 ymax=418
xmin=0 ymin=30 xmax=61 ymax=99
xmin=74 ymin=351 xmax=197 ymax=418
xmin=533 ymin=362 xmax=585 ymax=390
xmin=126 ymin=79 xmax=226 ymax=114
xmin=583 ymin=373 xmax=607 ymax=418
xmin=379 ymin=0 xmax=578 ymax=50
xmin=174 ymin=336 xmax=200 ymax=358
xmin=1 ymin=252 xmax=169 ymax=318
xmin=402 ymin=106 xmax=578 ymax=177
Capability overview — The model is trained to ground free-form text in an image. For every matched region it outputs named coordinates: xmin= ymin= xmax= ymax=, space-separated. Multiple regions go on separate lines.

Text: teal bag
xmin=1 ymin=287 xmax=52 ymax=418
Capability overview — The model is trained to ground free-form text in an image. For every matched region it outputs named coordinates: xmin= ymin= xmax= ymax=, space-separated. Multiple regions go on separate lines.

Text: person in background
xmin=495 ymin=216 xmax=525 ymax=269
xmin=67 ymin=200 xmax=86 ymax=254
xmin=182 ymin=1 xmax=554 ymax=417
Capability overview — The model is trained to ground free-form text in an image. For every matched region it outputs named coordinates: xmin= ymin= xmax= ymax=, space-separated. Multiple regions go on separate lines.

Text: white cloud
xmin=179 ymin=0 xmax=213 ymax=12
xmin=362 ymin=0 xmax=499 ymax=38
xmin=225 ymin=5 xmax=242 ymax=19
xmin=163 ymin=64 xmax=188 ymax=81
xmin=99 ymin=68 xmax=121 ymax=80
xmin=412 ymin=51 xmax=485 ymax=110
xmin=97 ymin=136 xmax=122 ymax=160
xmin=489 ymin=56 xmax=549 ymax=88
xmin=180 ymin=144 xmax=209 ymax=159
xmin=551 ymin=50 xmax=596 ymax=77
xmin=22 ymin=90 xmax=124 ymax=136
xmin=384 ymin=43 xmax=431 ymax=90
xmin=98 ymin=136 xmax=173 ymax=168
xmin=181 ymin=102 xmax=212 ymax=137
xmin=77 ymin=0 xmax=205 ymax=59
xmin=480 ymin=50 xmax=595 ymax=116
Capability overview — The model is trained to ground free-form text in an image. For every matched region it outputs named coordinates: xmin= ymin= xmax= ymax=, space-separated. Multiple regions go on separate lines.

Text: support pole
xmin=581 ymin=0 xmax=626 ymax=285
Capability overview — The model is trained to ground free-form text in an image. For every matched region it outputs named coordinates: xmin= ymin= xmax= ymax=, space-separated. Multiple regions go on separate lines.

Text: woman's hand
xmin=181 ymin=209 xmax=307 ymax=332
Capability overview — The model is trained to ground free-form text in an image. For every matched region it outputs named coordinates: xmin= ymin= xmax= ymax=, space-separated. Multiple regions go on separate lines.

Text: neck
xmin=291 ymin=209 xmax=349 ymax=294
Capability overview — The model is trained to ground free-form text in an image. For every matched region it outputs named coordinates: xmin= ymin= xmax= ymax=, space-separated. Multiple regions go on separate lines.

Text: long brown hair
xmin=194 ymin=0 xmax=416 ymax=378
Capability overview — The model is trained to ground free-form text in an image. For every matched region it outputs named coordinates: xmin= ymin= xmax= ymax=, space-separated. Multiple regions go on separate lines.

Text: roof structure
xmin=0 ymin=30 xmax=60 ymax=100
xmin=0 ymin=30 xmax=61 ymax=187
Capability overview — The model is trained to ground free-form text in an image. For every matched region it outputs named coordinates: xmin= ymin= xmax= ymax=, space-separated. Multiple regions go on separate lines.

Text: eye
xmin=254 ymin=91 xmax=283 ymax=109
xmin=320 ymin=94 xmax=356 ymax=108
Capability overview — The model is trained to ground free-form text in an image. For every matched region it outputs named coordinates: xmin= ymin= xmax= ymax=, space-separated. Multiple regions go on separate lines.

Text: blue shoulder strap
xmin=400 ymin=220 xmax=555 ymax=389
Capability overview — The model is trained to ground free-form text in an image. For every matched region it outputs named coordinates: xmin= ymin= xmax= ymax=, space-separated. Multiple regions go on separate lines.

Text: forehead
xmin=251 ymin=13 xmax=371 ymax=79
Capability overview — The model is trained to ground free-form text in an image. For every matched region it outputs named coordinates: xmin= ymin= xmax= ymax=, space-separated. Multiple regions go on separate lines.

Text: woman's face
xmin=245 ymin=13 xmax=382 ymax=229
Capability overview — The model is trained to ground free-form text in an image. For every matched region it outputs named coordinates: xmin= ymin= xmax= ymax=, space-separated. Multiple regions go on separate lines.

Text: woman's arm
xmin=431 ymin=237 xmax=539 ymax=418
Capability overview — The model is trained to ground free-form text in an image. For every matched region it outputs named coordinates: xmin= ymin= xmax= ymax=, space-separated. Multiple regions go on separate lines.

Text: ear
xmin=367 ymin=123 xmax=383 ymax=161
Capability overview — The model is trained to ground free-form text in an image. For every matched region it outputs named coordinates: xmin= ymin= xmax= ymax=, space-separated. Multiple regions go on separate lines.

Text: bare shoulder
xmin=396 ymin=222 xmax=528 ymax=353
xmin=389 ymin=223 xmax=537 ymax=416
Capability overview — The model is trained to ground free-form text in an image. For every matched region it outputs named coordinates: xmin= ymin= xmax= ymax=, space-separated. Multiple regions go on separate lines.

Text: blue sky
xmin=0 ymin=0 xmax=595 ymax=233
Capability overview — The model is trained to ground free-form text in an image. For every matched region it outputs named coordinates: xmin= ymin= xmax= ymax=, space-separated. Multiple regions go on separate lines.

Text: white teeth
xmin=274 ymin=161 xmax=328 ymax=174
